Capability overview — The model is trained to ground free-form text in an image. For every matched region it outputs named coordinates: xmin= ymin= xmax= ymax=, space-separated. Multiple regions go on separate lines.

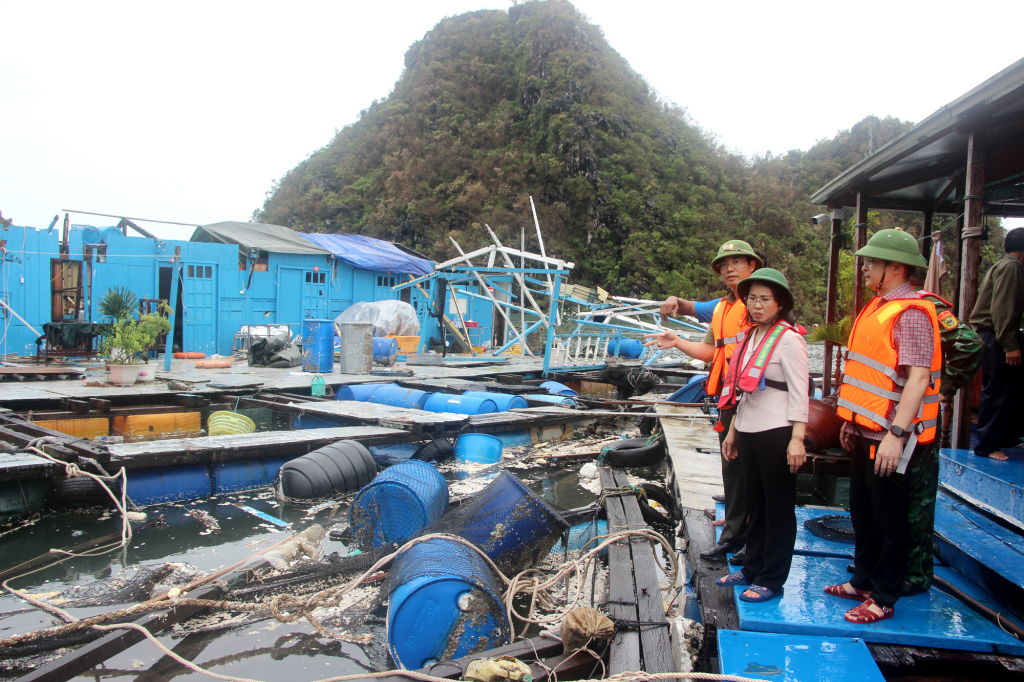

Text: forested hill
xmin=256 ymin=0 xmax=914 ymax=323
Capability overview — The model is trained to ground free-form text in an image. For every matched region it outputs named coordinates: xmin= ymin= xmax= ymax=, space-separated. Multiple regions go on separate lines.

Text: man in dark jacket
xmin=969 ymin=227 xmax=1024 ymax=460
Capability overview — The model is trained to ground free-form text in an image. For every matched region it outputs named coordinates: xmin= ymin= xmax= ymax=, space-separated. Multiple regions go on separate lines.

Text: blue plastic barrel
xmin=387 ymin=538 xmax=510 ymax=669
xmin=292 ymin=414 xmax=342 ymax=430
xmin=349 ymin=460 xmax=449 ymax=548
xmin=454 ymin=433 xmax=504 ymax=464
xmin=422 ymin=394 xmax=497 ymax=415
xmin=688 ymin=372 xmax=708 ymax=385
xmin=540 ymin=380 xmax=579 ymax=396
xmin=608 ymin=338 xmax=644 ymax=359
xmin=550 ymin=519 xmax=609 ymax=557
xmin=373 ymin=337 xmax=399 ymax=366
xmin=213 ymin=456 xmax=292 ymax=494
xmin=461 ymin=391 xmax=528 ymax=412
xmin=452 ymin=471 xmax=570 ymax=574
xmin=301 ymin=319 xmax=335 ymax=372
xmin=125 ymin=464 xmax=212 ymax=505
xmin=335 ymin=383 xmax=385 ymax=402
xmin=369 ymin=384 xmax=433 ymax=409
xmin=525 ymin=394 xmax=578 ymax=407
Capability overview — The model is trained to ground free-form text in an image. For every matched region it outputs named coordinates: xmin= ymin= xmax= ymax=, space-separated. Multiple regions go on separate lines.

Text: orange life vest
xmin=836 ymin=295 xmax=943 ymax=461
xmin=706 ymin=296 xmax=753 ymax=397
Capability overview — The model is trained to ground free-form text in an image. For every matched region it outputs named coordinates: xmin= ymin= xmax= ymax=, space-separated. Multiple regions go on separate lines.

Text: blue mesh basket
xmin=387 ymin=537 xmax=510 ymax=669
xmin=452 ymin=470 xmax=569 ymax=575
xmin=349 ymin=460 xmax=449 ymax=549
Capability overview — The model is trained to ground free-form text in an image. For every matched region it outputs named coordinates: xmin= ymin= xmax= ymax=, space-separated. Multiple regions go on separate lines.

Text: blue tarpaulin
xmin=299 ymin=233 xmax=433 ymax=276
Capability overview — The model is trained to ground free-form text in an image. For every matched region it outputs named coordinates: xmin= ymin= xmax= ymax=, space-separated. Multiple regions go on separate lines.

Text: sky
xmin=2 ymin=0 xmax=1023 ymax=241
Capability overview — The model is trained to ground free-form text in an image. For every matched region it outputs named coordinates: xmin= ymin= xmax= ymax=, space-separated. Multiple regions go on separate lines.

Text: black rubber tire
xmin=640 ymin=483 xmax=680 ymax=521
xmin=600 ymin=438 xmax=666 ymax=468
xmin=638 ymin=499 xmax=674 ymax=529
xmin=411 ymin=439 xmax=455 ymax=462
xmin=48 ymin=476 xmax=120 ymax=509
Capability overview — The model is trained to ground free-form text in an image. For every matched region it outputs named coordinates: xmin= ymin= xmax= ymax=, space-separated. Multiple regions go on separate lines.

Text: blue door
xmin=183 ymin=263 xmax=217 ymax=353
xmin=277 ymin=268 xmax=303 ymax=328
xmin=303 ymin=269 xmax=329 ymax=318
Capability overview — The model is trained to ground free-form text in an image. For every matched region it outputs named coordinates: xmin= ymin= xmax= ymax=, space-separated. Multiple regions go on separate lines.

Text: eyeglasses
xmin=861 ymin=258 xmax=886 ymax=270
xmin=745 ymin=295 xmax=776 ymax=307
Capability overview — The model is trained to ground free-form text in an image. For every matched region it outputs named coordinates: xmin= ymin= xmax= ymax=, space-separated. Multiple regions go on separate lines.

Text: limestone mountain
xmin=257 ymin=0 xmax=912 ymax=322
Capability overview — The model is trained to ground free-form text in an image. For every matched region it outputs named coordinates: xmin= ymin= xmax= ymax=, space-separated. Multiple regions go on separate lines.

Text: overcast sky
xmin=3 ymin=0 xmax=1022 ymax=241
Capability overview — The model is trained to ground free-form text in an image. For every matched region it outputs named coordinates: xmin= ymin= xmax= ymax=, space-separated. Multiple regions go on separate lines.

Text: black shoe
xmin=700 ymin=542 xmax=741 ymax=560
xmin=846 ymin=562 xmax=855 ymax=574
xmin=728 ymin=547 xmax=747 ymax=566
xmin=711 ymin=494 xmax=726 ymax=504
xmin=901 ymin=581 xmax=928 ymax=597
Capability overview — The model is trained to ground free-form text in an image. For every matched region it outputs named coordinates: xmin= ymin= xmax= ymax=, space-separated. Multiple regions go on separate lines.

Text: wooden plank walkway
xmin=599 ymin=467 xmax=673 ymax=674
xmin=106 ymin=426 xmax=412 ymax=469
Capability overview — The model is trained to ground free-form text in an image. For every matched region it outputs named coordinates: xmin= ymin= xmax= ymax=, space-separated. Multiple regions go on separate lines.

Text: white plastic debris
xmin=579 ymin=462 xmax=599 ymax=479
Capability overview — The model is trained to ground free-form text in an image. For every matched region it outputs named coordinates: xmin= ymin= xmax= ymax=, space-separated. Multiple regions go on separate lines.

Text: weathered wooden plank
xmin=611 ymin=469 xmax=673 ymax=674
xmin=16 ymin=585 xmax=224 ymax=682
xmin=681 ymin=507 xmax=739 ymax=668
xmin=599 ymin=467 xmax=641 ymax=674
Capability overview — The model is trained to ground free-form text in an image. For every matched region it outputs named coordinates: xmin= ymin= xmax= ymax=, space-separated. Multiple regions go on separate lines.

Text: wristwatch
xmin=888 ymin=424 xmax=907 ymax=438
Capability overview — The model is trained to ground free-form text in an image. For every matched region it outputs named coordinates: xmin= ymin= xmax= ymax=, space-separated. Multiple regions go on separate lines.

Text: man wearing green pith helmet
xmin=647 ymin=239 xmax=761 ymax=562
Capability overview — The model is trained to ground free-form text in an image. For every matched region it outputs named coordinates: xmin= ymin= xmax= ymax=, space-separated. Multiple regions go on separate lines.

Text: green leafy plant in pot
xmin=98 ymin=288 xmax=172 ymax=385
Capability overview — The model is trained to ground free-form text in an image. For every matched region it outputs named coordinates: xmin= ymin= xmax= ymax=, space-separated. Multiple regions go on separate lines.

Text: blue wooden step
xmin=939 ymin=448 xmax=1024 ymax=528
xmin=934 ymin=489 xmax=1024 ymax=621
xmin=732 ymin=555 xmax=1024 ymax=655
xmin=715 ymin=503 xmax=851 ymax=558
xmin=718 ymin=629 xmax=884 ymax=682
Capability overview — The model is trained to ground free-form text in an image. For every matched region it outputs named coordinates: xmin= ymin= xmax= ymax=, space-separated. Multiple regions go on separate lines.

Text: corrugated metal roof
xmin=810 ymin=57 xmax=1024 ymax=217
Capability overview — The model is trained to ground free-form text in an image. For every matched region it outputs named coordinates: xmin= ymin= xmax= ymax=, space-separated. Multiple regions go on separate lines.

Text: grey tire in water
xmin=48 ymin=476 xmax=120 ymax=509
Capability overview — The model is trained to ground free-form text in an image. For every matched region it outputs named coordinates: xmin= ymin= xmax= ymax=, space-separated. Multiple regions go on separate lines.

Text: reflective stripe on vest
xmin=836 ymin=296 xmax=943 ymax=444
xmin=706 ymin=297 xmax=752 ymax=397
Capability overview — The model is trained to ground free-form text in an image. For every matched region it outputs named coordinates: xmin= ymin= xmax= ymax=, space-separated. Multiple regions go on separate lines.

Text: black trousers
xmin=848 ymin=434 xmax=924 ymax=607
xmin=737 ymin=426 xmax=797 ymax=593
xmin=717 ymin=408 xmax=747 ymax=547
xmin=975 ymin=328 xmax=1024 ymax=457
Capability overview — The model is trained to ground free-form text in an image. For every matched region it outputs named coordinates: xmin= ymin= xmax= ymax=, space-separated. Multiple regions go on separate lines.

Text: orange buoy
xmin=174 ymin=352 xmax=206 ymax=359
xmin=193 ymin=360 xmax=231 ymax=369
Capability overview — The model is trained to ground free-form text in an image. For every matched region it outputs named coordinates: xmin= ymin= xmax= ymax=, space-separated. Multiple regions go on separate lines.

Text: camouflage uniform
xmin=905 ymin=291 xmax=983 ymax=591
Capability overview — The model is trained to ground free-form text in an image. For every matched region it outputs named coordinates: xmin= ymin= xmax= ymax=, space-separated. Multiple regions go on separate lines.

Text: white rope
xmin=92 ymin=620 xmax=768 ymax=682
xmin=2 ymin=438 xmax=133 ymax=623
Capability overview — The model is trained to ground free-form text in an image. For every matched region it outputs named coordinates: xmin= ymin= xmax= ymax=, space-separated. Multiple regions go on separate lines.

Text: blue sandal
xmin=715 ymin=571 xmax=750 ymax=587
xmin=738 ymin=585 xmax=784 ymax=602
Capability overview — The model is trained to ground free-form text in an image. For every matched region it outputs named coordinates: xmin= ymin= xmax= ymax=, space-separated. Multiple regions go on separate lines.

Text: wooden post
xmin=823 ymin=210 xmax=843 ymax=396
xmin=921 ymin=209 xmax=933 ymax=262
xmin=951 ymin=213 xmax=965 ymax=317
xmin=853 ymin=193 xmax=869 ymax=315
xmin=952 ymin=133 xmax=985 ymax=450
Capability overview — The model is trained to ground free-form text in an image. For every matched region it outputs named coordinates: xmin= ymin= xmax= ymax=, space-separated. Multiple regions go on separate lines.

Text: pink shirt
xmin=733 ymin=328 xmax=810 ymax=433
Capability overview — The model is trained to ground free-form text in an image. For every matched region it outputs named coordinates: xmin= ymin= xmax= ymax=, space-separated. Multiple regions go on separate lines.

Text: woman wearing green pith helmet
xmin=711 ymin=269 xmax=809 ymax=603
xmin=645 ymin=239 xmax=761 ymax=561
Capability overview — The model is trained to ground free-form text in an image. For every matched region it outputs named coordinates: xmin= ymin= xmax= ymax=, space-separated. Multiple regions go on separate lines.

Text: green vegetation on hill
xmin=256 ymin=0 xmax=997 ymax=324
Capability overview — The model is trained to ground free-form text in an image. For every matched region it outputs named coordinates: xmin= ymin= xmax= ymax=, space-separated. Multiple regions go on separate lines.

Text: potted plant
xmin=98 ymin=288 xmax=172 ymax=386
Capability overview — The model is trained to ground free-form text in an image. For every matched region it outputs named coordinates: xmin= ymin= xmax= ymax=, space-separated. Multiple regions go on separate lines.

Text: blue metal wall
xmin=0 ymin=225 xmax=488 ymax=357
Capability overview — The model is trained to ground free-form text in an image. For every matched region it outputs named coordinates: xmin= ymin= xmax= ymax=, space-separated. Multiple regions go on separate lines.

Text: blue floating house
xmin=0 ymin=219 xmax=493 ymax=357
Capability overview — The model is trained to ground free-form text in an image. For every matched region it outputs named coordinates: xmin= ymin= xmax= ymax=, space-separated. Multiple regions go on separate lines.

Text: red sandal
xmin=844 ymin=598 xmax=894 ymax=624
xmin=824 ymin=583 xmax=871 ymax=602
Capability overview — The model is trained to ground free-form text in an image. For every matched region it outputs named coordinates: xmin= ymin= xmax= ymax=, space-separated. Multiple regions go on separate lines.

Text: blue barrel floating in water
xmin=125 ymin=464 xmax=213 ymax=506
xmin=422 ymin=394 xmax=497 ymax=415
xmin=373 ymin=337 xmax=399 ymax=366
xmin=335 ymin=383 xmax=386 ymax=402
xmin=451 ymin=470 xmax=570 ymax=574
xmin=540 ymin=380 xmax=579 ymax=396
xmin=550 ymin=519 xmax=609 ymax=557
xmin=608 ymin=337 xmax=644 ymax=359
xmin=525 ymin=393 xmax=578 ymax=407
xmin=368 ymin=384 xmax=432 ymax=409
xmin=301 ymin=319 xmax=335 ymax=373
xmin=460 ymin=391 xmax=528 ymax=412
xmin=454 ymin=433 xmax=504 ymax=464
xmin=387 ymin=538 xmax=511 ymax=669
xmin=349 ymin=459 xmax=448 ymax=549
